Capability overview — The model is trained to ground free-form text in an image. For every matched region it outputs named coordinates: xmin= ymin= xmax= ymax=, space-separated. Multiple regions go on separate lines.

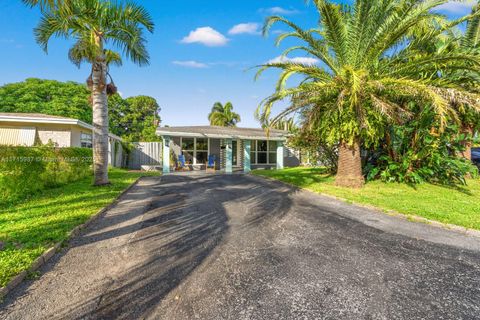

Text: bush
xmin=0 ymin=146 xmax=92 ymax=204
xmin=365 ymin=107 xmax=479 ymax=185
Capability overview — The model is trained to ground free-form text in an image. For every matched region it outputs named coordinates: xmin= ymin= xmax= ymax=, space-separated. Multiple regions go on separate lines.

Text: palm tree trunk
xmin=335 ymin=138 xmax=365 ymax=188
xmin=91 ymin=54 xmax=110 ymax=185
xmin=459 ymin=125 xmax=473 ymax=161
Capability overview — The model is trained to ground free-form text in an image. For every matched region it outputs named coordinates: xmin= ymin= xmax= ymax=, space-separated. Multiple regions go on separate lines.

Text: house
xmin=156 ymin=126 xmax=300 ymax=174
xmin=0 ymin=113 xmax=123 ymax=167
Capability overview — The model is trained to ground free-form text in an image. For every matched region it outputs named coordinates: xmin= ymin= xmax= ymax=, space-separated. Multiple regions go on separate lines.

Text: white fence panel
xmin=128 ymin=142 xmax=162 ymax=170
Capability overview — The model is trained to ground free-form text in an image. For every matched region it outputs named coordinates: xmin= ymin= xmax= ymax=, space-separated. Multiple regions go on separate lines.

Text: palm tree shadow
xmin=17 ymin=173 xmax=295 ymax=320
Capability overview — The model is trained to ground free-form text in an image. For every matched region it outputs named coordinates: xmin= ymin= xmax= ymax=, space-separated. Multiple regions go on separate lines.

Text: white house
xmin=0 ymin=113 xmax=123 ymax=167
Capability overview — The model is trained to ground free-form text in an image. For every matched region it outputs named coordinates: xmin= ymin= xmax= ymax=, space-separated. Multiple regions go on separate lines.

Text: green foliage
xmin=0 ymin=146 xmax=92 ymax=204
xmin=0 ymin=168 xmax=159 ymax=287
xmin=208 ymin=102 xmax=241 ymax=127
xmin=109 ymin=94 xmax=161 ymax=142
xmin=257 ymin=0 xmax=480 ymax=148
xmin=365 ymin=107 xmax=479 ymax=185
xmin=34 ymin=0 xmax=154 ymax=68
xmin=288 ymin=127 xmax=338 ymax=173
xmin=0 ymin=78 xmax=91 ymax=124
xmin=252 ymin=167 xmax=480 ymax=230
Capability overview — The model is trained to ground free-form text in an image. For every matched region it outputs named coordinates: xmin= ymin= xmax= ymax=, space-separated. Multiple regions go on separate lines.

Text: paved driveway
xmin=1 ymin=174 xmax=480 ymax=320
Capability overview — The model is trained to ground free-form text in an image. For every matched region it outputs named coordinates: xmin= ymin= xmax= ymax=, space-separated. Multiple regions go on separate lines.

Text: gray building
xmin=156 ymin=126 xmax=300 ymax=174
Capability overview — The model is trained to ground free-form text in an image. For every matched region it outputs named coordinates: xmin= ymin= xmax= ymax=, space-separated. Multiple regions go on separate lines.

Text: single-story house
xmin=156 ymin=125 xmax=300 ymax=174
xmin=0 ymin=113 xmax=123 ymax=167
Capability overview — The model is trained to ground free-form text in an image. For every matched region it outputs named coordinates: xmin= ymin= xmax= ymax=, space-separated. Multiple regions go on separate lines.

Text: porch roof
xmin=156 ymin=126 xmax=288 ymax=141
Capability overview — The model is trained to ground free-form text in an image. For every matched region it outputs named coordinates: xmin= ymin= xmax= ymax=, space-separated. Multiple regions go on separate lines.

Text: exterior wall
xmin=36 ymin=126 xmax=71 ymax=147
xmin=70 ymin=126 xmax=85 ymax=147
xmin=284 ymin=145 xmax=301 ymax=167
xmin=0 ymin=126 xmax=36 ymax=146
xmin=0 ymin=122 xmax=73 ymax=147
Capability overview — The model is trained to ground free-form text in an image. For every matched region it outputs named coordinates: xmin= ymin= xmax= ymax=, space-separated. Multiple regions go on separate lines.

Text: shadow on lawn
xmin=1 ymin=173 xmax=295 ymax=319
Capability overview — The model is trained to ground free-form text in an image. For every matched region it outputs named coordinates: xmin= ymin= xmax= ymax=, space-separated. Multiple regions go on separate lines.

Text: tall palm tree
xmin=208 ymin=102 xmax=241 ymax=127
xmin=34 ymin=0 xmax=154 ymax=185
xmin=257 ymin=0 xmax=480 ymax=188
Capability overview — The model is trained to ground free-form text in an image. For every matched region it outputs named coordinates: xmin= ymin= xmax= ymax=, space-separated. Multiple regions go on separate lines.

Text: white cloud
xmin=172 ymin=60 xmax=209 ymax=68
xmin=261 ymin=7 xmax=300 ymax=15
xmin=268 ymin=56 xmax=319 ymax=65
xmin=435 ymin=0 xmax=476 ymax=14
xmin=228 ymin=23 xmax=261 ymax=35
xmin=181 ymin=27 xmax=229 ymax=47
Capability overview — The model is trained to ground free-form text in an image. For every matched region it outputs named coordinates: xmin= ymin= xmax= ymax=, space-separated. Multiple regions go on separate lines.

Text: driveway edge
xmin=250 ymin=173 xmax=480 ymax=239
xmin=0 ymin=176 xmax=143 ymax=300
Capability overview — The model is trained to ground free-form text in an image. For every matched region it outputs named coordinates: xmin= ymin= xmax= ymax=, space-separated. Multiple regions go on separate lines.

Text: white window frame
xmin=180 ymin=137 xmax=210 ymax=165
xmin=250 ymin=140 xmax=277 ymax=165
xmin=80 ymin=132 xmax=93 ymax=148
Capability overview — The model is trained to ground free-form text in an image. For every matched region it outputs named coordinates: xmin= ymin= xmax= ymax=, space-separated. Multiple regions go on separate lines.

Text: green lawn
xmin=0 ymin=168 xmax=159 ymax=288
xmin=252 ymin=167 xmax=480 ymax=231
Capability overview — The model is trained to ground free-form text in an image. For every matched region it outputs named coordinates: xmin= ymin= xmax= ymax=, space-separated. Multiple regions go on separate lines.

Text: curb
xmin=0 ymin=176 xmax=143 ymax=300
xmin=249 ymin=173 xmax=480 ymax=239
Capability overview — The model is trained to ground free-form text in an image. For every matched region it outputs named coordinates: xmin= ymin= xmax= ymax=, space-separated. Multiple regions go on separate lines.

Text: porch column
xmin=225 ymin=138 xmax=233 ymax=174
xmin=162 ymin=136 xmax=171 ymax=174
xmin=243 ymin=140 xmax=251 ymax=173
xmin=276 ymin=140 xmax=284 ymax=170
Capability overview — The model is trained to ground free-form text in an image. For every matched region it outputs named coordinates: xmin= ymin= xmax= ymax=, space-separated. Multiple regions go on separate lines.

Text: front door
xmin=232 ymin=140 xmax=238 ymax=166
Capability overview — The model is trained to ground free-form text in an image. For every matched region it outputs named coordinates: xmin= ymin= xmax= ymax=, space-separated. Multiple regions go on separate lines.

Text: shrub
xmin=365 ymin=107 xmax=479 ymax=185
xmin=0 ymin=146 xmax=92 ymax=204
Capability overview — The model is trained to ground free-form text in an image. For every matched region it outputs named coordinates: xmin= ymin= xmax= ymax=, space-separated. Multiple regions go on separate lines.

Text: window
xmin=181 ymin=137 xmax=209 ymax=165
xmin=80 ymin=132 xmax=92 ymax=148
xmin=196 ymin=138 xmax=208 ymax=164
xmin=182 ymin=138 xmax=194 ymax=164
xmin=250 ymin=140 xmax=278 ymax=165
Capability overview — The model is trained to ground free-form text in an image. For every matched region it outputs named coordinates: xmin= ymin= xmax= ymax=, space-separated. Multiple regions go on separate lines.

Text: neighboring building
xmin=0 ymin=113 xmax=123 ymax=167
xmin=156 ymin=126 xmax=300 ymax=173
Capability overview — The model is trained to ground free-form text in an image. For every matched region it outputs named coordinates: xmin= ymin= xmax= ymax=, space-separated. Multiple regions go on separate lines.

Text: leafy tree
xmin=365 ymin=106 xmax=479 ymax=185
xmin=256 ymin=0 xmax=480 ymax=188
xmin=208 ymin=102 xmax=241 ymax=127
xmin=34 ymin=0 xmax=154 ymax=185
xmin=110 ymin=95 xmax=161 ymax=142
xmin=0 ymin=78 xmax=91 ymax=123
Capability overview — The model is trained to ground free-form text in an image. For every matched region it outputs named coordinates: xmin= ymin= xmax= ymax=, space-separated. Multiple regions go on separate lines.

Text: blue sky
xmin=0 ymin=0 xmax=476 ymax=127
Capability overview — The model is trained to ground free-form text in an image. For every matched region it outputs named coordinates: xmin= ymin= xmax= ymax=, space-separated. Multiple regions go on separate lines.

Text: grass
xmin=252 ymin=167 xmax=480 ymax=231
xmin=0 ymin=168 xmax=159 ymax=288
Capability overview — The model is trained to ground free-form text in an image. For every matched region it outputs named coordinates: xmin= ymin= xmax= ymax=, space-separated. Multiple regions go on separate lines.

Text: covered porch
xmin=156 ymin=126 xmax=289 ymax=174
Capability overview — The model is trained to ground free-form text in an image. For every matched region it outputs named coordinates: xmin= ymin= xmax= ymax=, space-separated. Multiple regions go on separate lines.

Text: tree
xmin=256 ymin=0 xmax=480 ymax=188
xmin=0 ymin=78 xmax=91 ymax=123
xmin=22 ymin=0 xmax=64 ymax=11
xmin=109 ymin=95 xmax=161 ymax=142
xmin=34 ymin=0 xmax=154 ymax=185
xmin=208 ymin=102 xmax=241 ymax=127
xmin=446 ymin=3 xmax=480 ymax=161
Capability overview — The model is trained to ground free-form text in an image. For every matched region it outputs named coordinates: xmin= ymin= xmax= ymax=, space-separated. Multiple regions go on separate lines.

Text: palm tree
xmin=34 ymin=0 xmax=154 ymax=185
xmin=208 ymin=102 xmax=241 ymax=127
xmin=446 ymin=3 xmax=480 ymax=161
xmin=22 ymin=0 xmax=64 ymax=11
xmin=256 ymin=0 xmax=480 ymax=188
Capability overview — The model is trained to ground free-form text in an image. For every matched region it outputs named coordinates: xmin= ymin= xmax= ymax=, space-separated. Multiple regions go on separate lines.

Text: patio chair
xmin=176 ymin=154 xmax=188 ymax=171
xmin=206 ymin=155 xmax=216 ymax=173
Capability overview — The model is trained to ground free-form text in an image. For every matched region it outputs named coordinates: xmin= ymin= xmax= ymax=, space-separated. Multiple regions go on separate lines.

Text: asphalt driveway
xmin=1 ymin=174 xmax=479 ymax=320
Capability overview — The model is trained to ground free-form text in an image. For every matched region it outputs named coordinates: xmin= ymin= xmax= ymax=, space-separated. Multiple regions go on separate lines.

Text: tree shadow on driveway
xmin=0 ymin=174 xmax=296 ymax=320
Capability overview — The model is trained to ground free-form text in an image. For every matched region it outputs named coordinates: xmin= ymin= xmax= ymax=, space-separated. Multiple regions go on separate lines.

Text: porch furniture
xmin=206 ymin=155 xmax=216 ymax=173
xmin=176 ymin=154 xmax=189 ymax=171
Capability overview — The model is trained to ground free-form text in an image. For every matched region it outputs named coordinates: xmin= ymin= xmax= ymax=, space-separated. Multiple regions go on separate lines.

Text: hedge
xmin=0 ymin=146 xmax=93 ymax=204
